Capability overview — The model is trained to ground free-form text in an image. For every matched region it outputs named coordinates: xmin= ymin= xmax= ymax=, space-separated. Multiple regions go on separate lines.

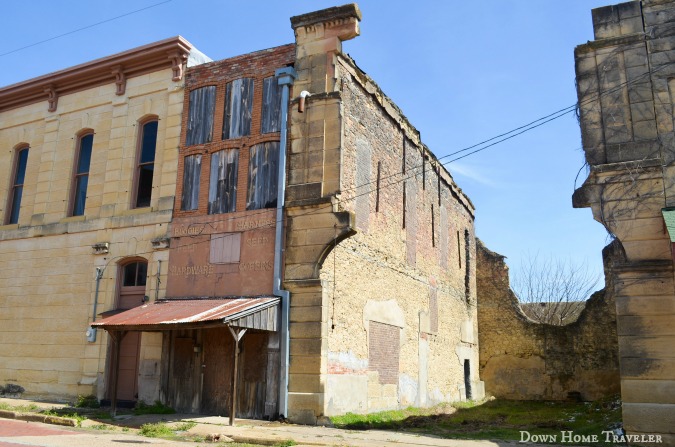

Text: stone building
xmin=0 ymin=37 xmax=207 ymax=400
xmin=1 ymin=4 xmax=482 ymax=423
xmin=573 ymin=0 xmax=675 ymax=442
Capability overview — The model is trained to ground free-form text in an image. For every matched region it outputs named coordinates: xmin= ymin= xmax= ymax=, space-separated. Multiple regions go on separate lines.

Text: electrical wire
xmin=0 ymin=1 xmax=173 ymax=58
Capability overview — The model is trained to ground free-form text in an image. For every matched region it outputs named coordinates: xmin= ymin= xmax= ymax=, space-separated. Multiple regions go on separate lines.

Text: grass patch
xmin=174 ymin=421 xmax=196 ymax=431
xmin=0 ymin=402 xmax=40 ymax=413
xmin=133 ymin=400 xmax=175 ymax=415
xmin=75 ymin=394 xmax=100 ymax=408
xmin=330 ymin=397 xmax=622 ymax=445
xmin=139 ymin=422 xmax=176 ymax=438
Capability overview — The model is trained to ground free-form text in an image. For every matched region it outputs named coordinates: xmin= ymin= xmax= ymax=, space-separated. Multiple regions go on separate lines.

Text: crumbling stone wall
xmin=477 ymin=239 xmax=620 ymax=401
xmin=317 ymin=53 xmax=483 ymax=416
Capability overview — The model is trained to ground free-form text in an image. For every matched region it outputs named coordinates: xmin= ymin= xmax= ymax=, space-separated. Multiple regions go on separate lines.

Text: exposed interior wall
xmin=316 ymin=53 xmax=483 ymax=417
xmin=476 ymin=239 xmax=620 ymax=401
xmin=284 ymin=4 xmax=482 ymax=423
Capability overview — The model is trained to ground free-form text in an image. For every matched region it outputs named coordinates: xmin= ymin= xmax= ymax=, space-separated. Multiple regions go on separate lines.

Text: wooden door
xmin=114 ymin=260 xmax=147 ymax=402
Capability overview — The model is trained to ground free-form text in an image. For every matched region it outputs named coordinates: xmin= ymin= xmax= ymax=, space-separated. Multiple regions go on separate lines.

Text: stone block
xmin=622 ymin=402 xmax=675 ymax=433
xmin=290 ymin=354 xmax=323 ymax=374
xmin=616 ymin=295 xmax=675 ymax=316
xmin=618 ymin=315 xmax=675 ymax=337
xmin=289 ymin=373 xmax=322 ymax=393
xmin=290 ymin=338 xmax=323 ymax=356
xmin=290 ymin=305 xmax=326 ymax=323
xmin=290 ymin=321 xmax=325 ymax=339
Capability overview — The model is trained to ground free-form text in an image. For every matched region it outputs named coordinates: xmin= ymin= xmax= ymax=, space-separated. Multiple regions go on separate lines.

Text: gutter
xmin=274 ymin=66 xmax=297 ymax=418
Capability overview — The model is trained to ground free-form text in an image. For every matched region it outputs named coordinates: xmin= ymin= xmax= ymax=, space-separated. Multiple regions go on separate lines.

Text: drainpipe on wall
xmin=86 ymin=267 xmax=104 ymax=343
xmin=274 ymin=66 xmax=296 ymax=419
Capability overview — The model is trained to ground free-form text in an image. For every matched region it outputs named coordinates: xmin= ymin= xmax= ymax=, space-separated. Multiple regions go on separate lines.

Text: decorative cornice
xmin=0 ymin=36 xmax=193 ymax=113
xmin=111 ymin=65 xmax=126 ymax=96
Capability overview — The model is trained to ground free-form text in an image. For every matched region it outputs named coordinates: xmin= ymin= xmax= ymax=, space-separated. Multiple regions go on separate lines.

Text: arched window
xmin=134 ymin=119 xmax=158 ymax=208
xmin=71 ymin=132 xmax=93 ymax=216
xmin=6 ymin=146 xmax=29 ymax=225
xmin=122 ymin=261 xmax=148 ymax=287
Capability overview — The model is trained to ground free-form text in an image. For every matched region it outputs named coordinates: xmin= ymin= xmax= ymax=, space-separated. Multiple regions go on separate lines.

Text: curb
xmin=0 ymin=409 xmax=77 ymax=427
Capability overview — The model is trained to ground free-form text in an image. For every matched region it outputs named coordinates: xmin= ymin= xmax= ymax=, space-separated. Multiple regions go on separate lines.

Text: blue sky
xmin=2 ymin=0 xmax=614 ymax=287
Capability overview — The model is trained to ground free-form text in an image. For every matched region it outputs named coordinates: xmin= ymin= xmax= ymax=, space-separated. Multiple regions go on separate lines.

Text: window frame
xmin=5 ymin=145 xmax=29 ymax=225
xmin=208 ymin=148 xmax=239 ymax=215
xmin=246 ymin=141 xmax=279 ymax=211
xmin=181 ymin=153 xmax=202 ymax=211
xmin=132 ymin=117 xmax=159 ymax=209
xmin=70 ymin=130 xmax=94 ymax=217
xmin=185 ymin=86 xmax=216 ymax=146
xmin=222 ymin=78 xmax=254 ymax=140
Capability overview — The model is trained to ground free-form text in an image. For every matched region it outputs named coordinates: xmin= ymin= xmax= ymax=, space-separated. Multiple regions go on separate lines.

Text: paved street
xmin=0 ymin=419 xmax=196 ymax=447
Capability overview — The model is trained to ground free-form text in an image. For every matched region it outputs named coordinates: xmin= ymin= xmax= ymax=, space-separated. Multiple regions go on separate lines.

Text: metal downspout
xmin=274 ymin=66 xmax=296 ymax=418
xmin=86 ymin=267 xmax=104 ymax=343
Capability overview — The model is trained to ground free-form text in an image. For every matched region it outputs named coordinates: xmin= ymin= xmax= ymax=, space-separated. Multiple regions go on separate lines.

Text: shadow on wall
xmin=476 ymin=239 xmax=621 ymax=401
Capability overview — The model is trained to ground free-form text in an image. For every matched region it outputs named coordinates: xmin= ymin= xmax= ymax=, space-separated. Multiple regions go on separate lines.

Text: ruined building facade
xmin=0 ymin=4 xmax=483 ymax=422
xmin=574 ymin=0 xmax=675 ymax=442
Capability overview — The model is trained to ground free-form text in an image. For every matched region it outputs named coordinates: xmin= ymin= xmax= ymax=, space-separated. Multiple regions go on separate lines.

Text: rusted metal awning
xmin=92 ymin=297 xmax=279 ymax=332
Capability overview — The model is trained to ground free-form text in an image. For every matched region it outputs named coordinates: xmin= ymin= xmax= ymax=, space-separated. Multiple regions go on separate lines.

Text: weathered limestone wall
xmin=573 ymin=1 xmax=675 ymax=442
xmin=284 ymin=4 xmax=482 ymax=423
xmin=0 ymin=67 xmax=182 ymax=400
xmin=318 ymin=55 xmax=482 ymax=416
xmin=477 ymin=240 xmax=620 ymax=401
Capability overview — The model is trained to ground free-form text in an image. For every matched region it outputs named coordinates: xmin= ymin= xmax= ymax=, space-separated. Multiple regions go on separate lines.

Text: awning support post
xmin=109 ymin=330 xmax=127 ymax=417
xmin=227 ymin=326 xmax=247 ymax=426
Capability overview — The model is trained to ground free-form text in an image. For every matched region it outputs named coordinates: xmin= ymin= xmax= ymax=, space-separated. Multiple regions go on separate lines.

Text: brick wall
xmin=368 ymin=321 xmax=400 ymax=385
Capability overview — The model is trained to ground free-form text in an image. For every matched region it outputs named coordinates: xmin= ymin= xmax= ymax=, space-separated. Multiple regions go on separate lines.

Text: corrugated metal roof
xmin=92 ymin=297 xmax=279 ymax=331
xmin=663 ymin=207 xmax=675 ymax=242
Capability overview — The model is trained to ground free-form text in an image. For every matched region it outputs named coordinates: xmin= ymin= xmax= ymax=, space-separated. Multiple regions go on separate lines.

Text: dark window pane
xmin=77 ymin=134 xmax=93 ymax=174
xmin=140 ymin=121 xmax=158 ymax=163
xmin=261 ymin=76 xmax=282 ymax=134
xmin=8 ymin=186 xmax=23 ymax=225
xmin=246 ymin=141 xmax=279 ymax=210
xmin=208 ymin=149 xmax=238 ymax=214
xmin=223 ymin=78 xmax=254 ymax=139
xmin=181 ymin=154 xmax=202 ymax=210
xmin=123 ymin=263 xmax=137 ymax=287
xmin=186 ymin=86 xmax=216 ymax=146
xmin=137 ymin=262 xmax=147 ymax=286
xmin=72 ymin=175 xmax=89 ymax=216
xmin=136 ymin=165 xmax=154 ymax=208
xmin=15 ymin=149 xmax=29 ymax=185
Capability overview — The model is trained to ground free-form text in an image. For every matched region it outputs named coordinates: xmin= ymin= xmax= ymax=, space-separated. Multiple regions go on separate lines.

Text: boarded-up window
xmin=261 ymin=76 xmax=282 ymax=134
xmin=440 ymin=205 xmax=448 ymax=270
xmin=208 ymin=149 xmax=238 ymax=214
xmin=181 ymin=154 xmax=201 ymax=210
xmin=186 ymin=86 xmax=216 ymax=146
xmin=210 ymin=233 xmax=241 ymax=264
xmin=247 ymin=141 xmax=279 ymax=210
xmin=223 ymin=78 xmax=254 ymax=139
xmin=355 ymin=139 xmax=372 ymax=232
xmin=368 ymin=321 xmax=400 ymax=385
xmin=405 ymin=178 xmax=417 ymax=266
xmin=429 ymin=287 xmax=438 ymax=333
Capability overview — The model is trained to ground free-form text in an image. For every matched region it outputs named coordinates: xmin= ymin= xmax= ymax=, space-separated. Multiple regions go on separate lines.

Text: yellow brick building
xmin=0 ymin=36 xmax=206 ymax=401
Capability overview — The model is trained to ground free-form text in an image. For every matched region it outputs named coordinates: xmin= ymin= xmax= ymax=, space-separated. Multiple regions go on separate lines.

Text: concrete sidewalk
xmin=0 ymin=397 xmax=526 ymax=447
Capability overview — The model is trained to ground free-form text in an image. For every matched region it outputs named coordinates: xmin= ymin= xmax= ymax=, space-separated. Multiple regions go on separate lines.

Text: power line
xmin=100 ymin=54 xmax=674 ymax=272
xmin=0 ymin=1 xmax=172 ymax=58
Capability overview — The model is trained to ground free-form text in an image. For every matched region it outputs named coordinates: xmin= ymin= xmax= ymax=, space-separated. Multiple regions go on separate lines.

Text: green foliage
xmin=174 ymin=421 xmax=197 ymax=431
xmin=75 ymin=394 xmax=100 ymax=408
xmin=139 ymin=422 xmax=175 ymax=438
xmin=91 ymin=424 xmax=109 ymax=430
xmin=330 ymin=397 xmax=622 ymax=445
xmin=274 ymin=441 xmax=297 ymax=447
xmin=133 ymin=400 xmax=175 ymax=415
